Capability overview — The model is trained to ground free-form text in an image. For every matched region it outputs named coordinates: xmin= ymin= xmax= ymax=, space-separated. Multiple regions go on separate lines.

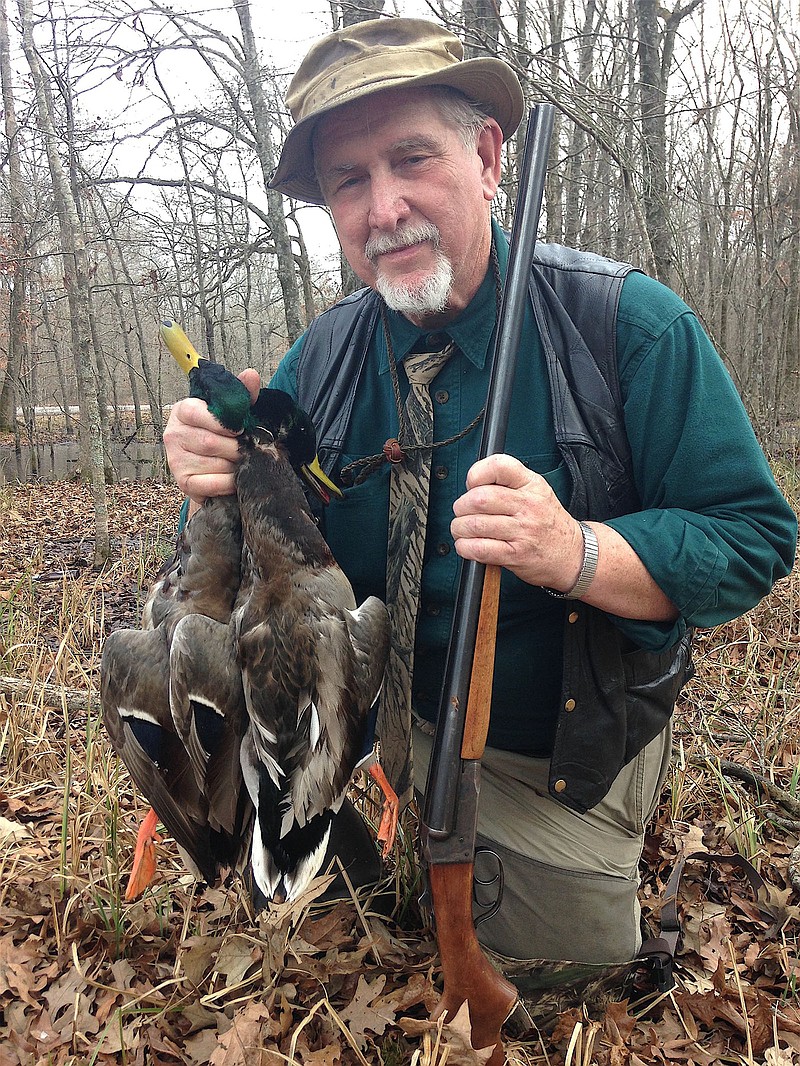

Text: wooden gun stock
xmin=462 ymin=563 xmax=501 ymax=759
xmin=429 ymin=863 xmax=518 ymax=1065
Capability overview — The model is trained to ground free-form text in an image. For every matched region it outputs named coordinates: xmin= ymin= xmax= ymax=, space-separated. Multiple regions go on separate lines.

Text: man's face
xmin=314 ymin=87 xmax=502 ymax=326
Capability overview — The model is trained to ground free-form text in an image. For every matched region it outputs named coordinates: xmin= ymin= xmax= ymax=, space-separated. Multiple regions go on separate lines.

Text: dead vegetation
xmin=0 ymin=465 xmax=798 ymax=1066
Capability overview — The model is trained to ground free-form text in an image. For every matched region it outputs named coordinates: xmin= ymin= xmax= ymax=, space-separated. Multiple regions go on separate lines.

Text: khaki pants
xmin=413 ymin=721 xmax=672 ymax=965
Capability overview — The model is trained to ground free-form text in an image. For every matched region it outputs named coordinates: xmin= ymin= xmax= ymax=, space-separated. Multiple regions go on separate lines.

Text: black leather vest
xmin=296 ymin=242 xmax=693 ymax=813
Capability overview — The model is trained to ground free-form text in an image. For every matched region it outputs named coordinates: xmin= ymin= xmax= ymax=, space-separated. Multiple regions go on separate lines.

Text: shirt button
xmin=434 ymin=465 xmax=448 ymax=480
xmin=554 ymin=779 xmax=567 ymax=793
xmin=436 ymin=542 xmax=451 ymax=556
xmin=564 ymin=698 xmax=576 ymax=712
xmin=425 ymin=604 xmax=441 ymax=617
xmin=434 ymin=389 xmax=449 ymax=404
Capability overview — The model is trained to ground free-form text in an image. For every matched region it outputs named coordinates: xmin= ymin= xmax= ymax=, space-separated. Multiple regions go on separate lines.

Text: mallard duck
xmin=101 ymin=322 xmax=396 ymax=905
xmin=232 ymin=388 xmax=392 ymax=903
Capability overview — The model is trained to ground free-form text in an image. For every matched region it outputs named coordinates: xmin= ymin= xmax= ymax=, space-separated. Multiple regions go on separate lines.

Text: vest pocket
xmin=622 ymin=629 xmax=694 ymax=765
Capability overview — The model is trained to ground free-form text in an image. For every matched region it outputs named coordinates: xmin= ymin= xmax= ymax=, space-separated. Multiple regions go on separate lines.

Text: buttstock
xmin=429 ymin=862 xmax=518 ymax=1063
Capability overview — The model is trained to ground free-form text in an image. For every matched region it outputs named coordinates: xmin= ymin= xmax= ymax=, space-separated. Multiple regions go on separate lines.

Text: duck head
xmin=249 ymin=388 xmax=343 ymax=504
xmin=161 ymin=319 xmax=255 ymax=434
xmin=160 ymin=321 xmax=342 ymax=503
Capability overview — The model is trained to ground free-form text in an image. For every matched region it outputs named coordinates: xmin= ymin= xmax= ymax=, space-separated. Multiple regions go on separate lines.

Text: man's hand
xmin=451 ymin=454 xmax=582 ymax=590
xmin=451 ymin=453 xmax=679 ymax=621
xmin=164 ymin=369 xmax=260 ymax=512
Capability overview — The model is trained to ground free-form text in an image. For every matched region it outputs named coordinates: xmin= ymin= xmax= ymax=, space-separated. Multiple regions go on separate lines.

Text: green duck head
xmin=160 ymin=319 xmax=255 ymax=433
xmin=249 ymin=388 xmax=343 ymax=504
xmin=186 ymin=359 xmax=255 ymax=434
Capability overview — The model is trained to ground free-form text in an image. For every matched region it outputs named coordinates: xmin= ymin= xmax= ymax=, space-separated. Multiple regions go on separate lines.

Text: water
xmin=0 ymin=441 xmax=167 ymax=483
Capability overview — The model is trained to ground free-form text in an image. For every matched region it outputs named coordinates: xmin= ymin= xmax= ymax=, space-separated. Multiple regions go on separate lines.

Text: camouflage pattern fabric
xmin=378 ymin=343 xmax=455 ymax=808
xmin=491 ymin=952 xmax=644 ymax=1034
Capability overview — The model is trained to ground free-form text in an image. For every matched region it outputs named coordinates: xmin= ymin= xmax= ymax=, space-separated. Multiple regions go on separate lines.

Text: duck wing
xmin=142 ymin=495 xmax=242 ymax=631
xmin=100 ymin=626 xmax=221 ymax=883
xmin=290 ymin=577 xmax=390 ymax=824
xmin=169 ymin=614 xmax=252 ymax=849
xmin=237 ymin=560 xmax=389 ymax=903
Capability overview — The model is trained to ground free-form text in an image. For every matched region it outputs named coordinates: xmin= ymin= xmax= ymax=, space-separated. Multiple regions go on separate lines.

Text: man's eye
xmin=337 ymin=175 xmax=362 ymax=192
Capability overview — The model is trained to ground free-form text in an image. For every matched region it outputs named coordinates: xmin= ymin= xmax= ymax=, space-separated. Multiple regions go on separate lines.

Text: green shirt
xmin=271 ymin=223 xmax=797 ymax=754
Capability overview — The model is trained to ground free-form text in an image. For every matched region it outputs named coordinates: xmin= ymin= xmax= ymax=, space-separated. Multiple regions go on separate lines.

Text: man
xmin=164 ymin=18 xmax=797 ymax=975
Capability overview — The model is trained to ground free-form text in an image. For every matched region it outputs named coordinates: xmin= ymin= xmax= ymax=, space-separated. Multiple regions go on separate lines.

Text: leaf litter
xmin=0 ymin=471 xmax=798 ymax=1065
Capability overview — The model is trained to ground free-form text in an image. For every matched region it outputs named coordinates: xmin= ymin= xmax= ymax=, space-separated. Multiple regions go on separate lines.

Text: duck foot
xmin=125 ymin=807 xmax=162 ymax=900
xmin=368 ymin=762 xmax=399 ymax=857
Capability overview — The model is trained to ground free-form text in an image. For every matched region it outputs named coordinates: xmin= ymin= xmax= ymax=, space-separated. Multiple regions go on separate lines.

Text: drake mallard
xmin=101 ymin=321 xmax=396 ymax=905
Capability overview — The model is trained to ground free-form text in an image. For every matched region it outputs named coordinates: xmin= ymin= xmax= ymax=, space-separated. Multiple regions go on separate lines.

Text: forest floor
xmin=0 ymin=459 xmax=799 ymax=1066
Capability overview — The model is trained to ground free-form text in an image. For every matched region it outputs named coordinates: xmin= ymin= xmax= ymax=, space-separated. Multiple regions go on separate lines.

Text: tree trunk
xmin=635 ymin=0 xmax=671 ymax=282
xmin=635 ymin=0 xmax=704 ymax=284
xmin=40 ymin=285 xmax=74 ymax=436
xmin=0 ymin=0 xmax=28 ymax=432
xmin=234 ymin=0 xmax=307 ymax=344
xmin=18 ymin=0 xmax=110 ymax=564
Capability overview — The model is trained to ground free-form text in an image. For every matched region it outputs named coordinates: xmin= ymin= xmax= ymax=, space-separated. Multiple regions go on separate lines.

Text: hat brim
xmin=269 ymin=58 xmax=525 ymax=205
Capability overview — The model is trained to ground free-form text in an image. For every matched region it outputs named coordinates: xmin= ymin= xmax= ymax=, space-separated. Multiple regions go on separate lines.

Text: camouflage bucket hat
xmin=269 ymin=17 xmax=525 ymax=205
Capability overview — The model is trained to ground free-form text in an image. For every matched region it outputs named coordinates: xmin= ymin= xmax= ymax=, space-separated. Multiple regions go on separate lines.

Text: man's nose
xmin=367 ymin=172 xmax=411 ymax=231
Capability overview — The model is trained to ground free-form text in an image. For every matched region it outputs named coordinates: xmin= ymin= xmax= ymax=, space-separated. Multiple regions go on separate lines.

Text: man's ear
xmin=477 ymin=119 xmax=503 ymax=202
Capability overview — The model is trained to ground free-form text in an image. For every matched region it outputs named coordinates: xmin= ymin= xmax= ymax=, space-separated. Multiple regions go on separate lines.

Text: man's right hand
xmin=163 ymin=369 xmax=260 ymax=512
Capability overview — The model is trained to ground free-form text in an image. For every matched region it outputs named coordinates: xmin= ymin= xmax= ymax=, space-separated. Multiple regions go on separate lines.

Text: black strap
xmin=635 ymin=850 xmax=767 ymax=993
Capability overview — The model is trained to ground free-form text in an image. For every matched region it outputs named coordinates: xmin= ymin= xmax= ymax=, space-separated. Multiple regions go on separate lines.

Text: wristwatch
xmin=546 ymin=521 xmax=599 ymax=600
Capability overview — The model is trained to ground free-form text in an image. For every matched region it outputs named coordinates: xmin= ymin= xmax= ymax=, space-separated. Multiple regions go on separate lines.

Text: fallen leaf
xmin=0 ymin=936 xmax=47 ymax=1006
xmin=399 ymin=1002 xmax=496 ymax=1066
xmin=338 ymin=973 xmax=394 ymax=1049
xmin=179 ymin=934 xmax=222 ymax=986
xmin=214 ymin=934 xmax=262 ymax=988
xmin=209 ymin=1000 xmax=272 ymax=1066
xmin=0 ymin=816 xmax=29 ymax=843
xmin=764 ymin=1049 xmax=796 ymax=1066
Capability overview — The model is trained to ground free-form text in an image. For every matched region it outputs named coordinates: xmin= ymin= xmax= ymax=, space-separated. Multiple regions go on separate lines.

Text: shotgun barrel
xmin=420 ymin=101 xmax=556 ymax=1059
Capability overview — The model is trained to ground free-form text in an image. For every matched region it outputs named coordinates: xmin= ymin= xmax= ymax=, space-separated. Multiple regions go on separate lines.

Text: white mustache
xmin=365 ymin=223 xmax=441 ymax=262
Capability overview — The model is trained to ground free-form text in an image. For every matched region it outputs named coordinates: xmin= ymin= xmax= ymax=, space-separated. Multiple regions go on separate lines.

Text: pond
xmin=0 ymin=441 xmax=167 ymax=484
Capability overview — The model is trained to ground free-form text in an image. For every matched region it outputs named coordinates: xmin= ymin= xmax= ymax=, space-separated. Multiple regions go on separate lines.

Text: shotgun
xmin=420 ymin=102 xmax=556 ymax=1062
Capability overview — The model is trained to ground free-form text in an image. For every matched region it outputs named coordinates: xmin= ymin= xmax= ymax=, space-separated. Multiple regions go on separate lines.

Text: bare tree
xmin=17 ymin=0 xmax=110 ymax=562
xmin=635 ymin=0 xmax=704 ymax=283
xmin=332 ymin=0 xmax=385 ymax=29
xmin=234 ymin=0 xmax=306 ymax=339
xmin=0 ymin=0 xmax=28 ymax=432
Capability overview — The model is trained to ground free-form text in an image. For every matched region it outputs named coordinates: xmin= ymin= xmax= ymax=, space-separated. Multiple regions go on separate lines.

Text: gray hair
xmin=426 ymin=86 xmax=492 ymax=148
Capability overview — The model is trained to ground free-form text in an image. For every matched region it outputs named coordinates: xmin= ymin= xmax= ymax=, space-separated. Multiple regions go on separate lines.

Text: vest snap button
xmin=568 ymin=611 xmax=579 ymax=624
xmin=565 ymin=698 xmax=576 ymax=712
xmin=554 ymin=779 xmax=567 ymax=793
